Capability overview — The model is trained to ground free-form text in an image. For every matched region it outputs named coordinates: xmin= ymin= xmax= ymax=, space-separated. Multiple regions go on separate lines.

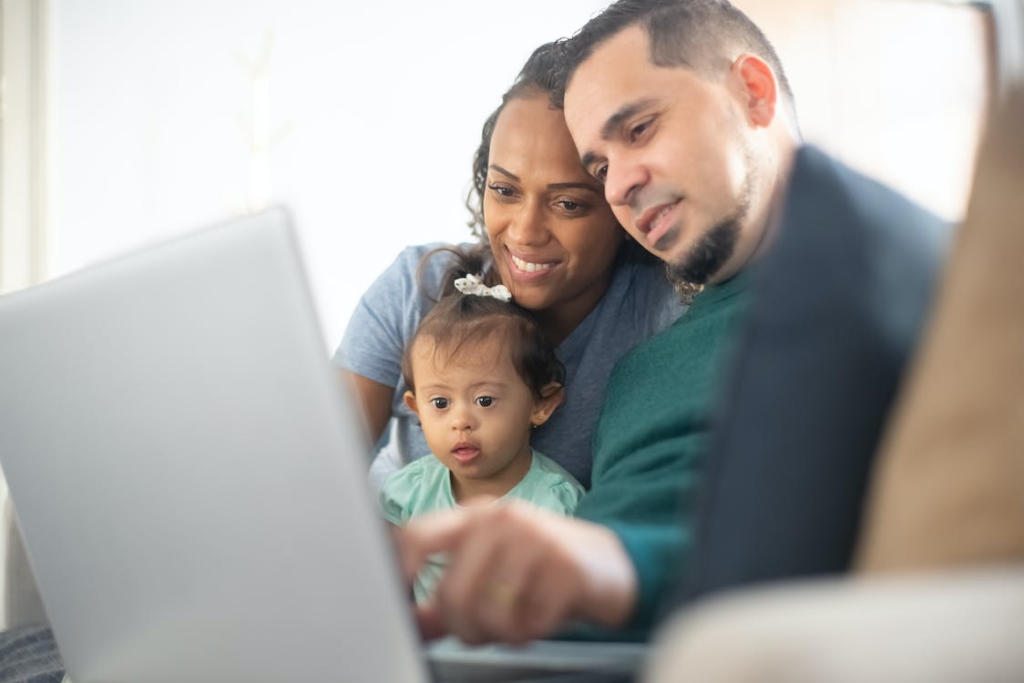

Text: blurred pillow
xmin=856 ymin=86 xmax=1024 ymax=571
xmin=679 ymin=145 xmax=950 ymax=604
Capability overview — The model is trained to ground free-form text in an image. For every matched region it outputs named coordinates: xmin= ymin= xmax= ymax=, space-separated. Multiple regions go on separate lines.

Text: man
xmin=399 ymin=0 xmax=802 ymax=645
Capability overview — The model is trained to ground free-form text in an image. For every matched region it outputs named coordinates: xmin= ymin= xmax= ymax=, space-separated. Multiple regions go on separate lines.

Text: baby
xmin=380 ymin=248 xmax=584 ymax=602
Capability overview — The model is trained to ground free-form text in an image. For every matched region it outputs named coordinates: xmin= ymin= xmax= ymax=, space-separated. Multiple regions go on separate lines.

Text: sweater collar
xmin=689 ymin=267 xmax=753 ymax=310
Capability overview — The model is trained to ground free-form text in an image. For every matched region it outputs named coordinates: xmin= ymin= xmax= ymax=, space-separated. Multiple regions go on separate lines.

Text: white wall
xmin=48 ymin=1 xmax=989 ymax=357
xmin=48 ymin=0 xmax=611 ymax=352
xmin=735 ymin=0 xmax=988 ymax=225
xmin=49 ymin=0 xmax=990 ymax=353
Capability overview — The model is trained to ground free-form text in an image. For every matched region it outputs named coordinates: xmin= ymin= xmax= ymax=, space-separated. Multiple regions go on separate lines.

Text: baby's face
xmin=404 ymin=334 xmax=540 ymax=501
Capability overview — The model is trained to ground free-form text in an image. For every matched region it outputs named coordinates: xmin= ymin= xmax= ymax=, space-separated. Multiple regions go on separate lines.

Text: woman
xmin=335 ymin=43 xmax=685 ymax=490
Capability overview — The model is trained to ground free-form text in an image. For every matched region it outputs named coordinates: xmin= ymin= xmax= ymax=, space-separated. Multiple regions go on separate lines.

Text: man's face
xmin=564 ymin=26 xmax=764 ymax=285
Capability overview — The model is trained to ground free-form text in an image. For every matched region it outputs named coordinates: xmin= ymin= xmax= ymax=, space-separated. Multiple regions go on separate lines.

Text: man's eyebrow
xmin=489 ymin=164 xmax=520 ymax=182
xmin=580 ymin=150 xmax=602 ymax=169
xmin=580 ymin=98 xmax=659 ymax=168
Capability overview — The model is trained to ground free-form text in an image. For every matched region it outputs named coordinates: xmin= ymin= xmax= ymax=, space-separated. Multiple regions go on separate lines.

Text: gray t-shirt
xmin=334 ymin=243 xmax=685 ymax=490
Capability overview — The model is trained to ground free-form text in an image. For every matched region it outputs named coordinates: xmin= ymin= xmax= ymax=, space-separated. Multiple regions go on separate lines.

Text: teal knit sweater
xmin=574 ymin=273 xmax=751 ymax=639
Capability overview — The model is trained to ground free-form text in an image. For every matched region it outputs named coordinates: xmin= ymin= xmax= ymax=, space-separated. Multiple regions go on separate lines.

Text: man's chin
xmin=669 ymin=220 xmax=739 ymax=285
xmin=669 ymin=255 xmax=724 ymax=286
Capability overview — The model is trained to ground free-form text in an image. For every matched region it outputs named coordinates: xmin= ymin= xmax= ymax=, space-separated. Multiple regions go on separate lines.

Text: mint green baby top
xmin=380 ymin=450 xmax=584 ymax=602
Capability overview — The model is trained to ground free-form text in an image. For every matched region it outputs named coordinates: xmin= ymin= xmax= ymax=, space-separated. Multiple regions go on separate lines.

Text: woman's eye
xmin=476 ymin=396 xmax=494 ymax=408
xmin=557 ymin=199 xmax=584 ymax=213
xmin=488 ymin=183 xmax=515 ymax=198
xmin=430 ymin=398 xmax=449 ymax=409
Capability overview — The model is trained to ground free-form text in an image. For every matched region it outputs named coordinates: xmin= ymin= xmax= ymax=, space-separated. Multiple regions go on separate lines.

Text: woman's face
xmin=484 ymin=94 xmax=624 ymax=338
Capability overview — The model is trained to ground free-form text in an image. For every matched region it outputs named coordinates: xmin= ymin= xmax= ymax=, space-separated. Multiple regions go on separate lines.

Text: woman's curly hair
xmin=465 ymin=42 xmax=563 ymax=238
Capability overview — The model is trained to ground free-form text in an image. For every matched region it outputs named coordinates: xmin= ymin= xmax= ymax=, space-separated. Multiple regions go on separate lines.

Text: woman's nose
xmin=505 ymin=200 xmax=549 ymax=246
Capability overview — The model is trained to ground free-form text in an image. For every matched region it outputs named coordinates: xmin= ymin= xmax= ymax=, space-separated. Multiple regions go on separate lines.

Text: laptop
xmin=0 ymin=208 xmax=644 ymax=683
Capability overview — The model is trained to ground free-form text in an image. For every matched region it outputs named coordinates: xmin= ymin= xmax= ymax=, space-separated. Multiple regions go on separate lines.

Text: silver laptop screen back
xmin=0 ymin=208 xmax=429 ymax=683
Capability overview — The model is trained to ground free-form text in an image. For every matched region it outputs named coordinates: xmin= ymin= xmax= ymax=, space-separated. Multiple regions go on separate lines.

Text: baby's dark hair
xmin=403 ymin=246 xmax=565 ymax=400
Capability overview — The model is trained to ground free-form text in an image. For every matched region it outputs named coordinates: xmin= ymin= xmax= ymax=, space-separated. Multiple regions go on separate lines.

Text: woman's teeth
xmin=512 ymin=255 xmax=553 ymax=273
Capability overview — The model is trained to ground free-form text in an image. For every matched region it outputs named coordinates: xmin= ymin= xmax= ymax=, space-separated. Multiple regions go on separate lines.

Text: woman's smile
xmin=508 ymin=250 xmax=558 ymax=278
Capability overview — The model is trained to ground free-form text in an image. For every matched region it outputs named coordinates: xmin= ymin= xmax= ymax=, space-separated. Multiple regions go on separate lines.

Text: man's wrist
xmin=577 ymin=524 xmax=638 ymax=628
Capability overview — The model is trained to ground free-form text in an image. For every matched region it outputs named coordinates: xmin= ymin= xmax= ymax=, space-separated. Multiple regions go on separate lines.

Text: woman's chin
xmin=505 ymin=287 xmax=553 ymax=312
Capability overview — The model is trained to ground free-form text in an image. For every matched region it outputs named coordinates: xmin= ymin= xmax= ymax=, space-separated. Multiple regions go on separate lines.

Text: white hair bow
xmin=453 ymin=273 xmax=512 ymax=302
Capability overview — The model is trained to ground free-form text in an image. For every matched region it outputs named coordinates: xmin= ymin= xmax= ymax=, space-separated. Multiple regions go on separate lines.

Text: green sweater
xmin=574 ymin=273 xmax=751 ymax=639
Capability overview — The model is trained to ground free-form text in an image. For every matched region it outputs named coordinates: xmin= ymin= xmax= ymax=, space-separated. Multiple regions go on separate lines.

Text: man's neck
xmin=706 ymin=136 xmax=798 ymax=287
xmin=755 ymin=135 xmax=799 ymax=261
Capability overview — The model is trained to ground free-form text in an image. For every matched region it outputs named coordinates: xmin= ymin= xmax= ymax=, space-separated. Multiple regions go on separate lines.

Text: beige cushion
xmin=856 ymin=86 xmax=1024 ymax=571
xmin=643 ymin=568 xmax=1024 ymax=683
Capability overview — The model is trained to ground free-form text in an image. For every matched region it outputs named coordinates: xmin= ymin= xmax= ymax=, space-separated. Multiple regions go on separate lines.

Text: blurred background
xmin=0 ymin=0 xmax=997 ymax=626
xmin=1 ymin=0 xmax=991 ymax=349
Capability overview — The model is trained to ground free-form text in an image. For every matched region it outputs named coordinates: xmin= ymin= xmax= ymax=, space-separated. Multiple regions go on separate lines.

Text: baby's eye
xmin=476 ymin=396 xmax=494 ymax=408
xmin=593 ymin=164 xmax=608 ymax=183
xmin=430 ymin=397 xmax=449 ymax=409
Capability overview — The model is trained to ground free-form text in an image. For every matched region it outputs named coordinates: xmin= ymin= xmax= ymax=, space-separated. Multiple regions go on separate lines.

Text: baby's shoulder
xmin=380 ymin=457 xmax=451 ymax=522
xmin=383 ymin=456 xmax=446 ymax=491
xmin=523 ymin=451 xmax=585 ymax=512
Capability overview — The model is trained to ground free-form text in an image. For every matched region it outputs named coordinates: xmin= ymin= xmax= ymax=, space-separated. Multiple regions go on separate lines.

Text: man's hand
xmin=398 ymin=499 xmax=637 ymax=645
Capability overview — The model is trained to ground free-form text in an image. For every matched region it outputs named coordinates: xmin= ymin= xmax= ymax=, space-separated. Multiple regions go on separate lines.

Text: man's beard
xmin=664 ymin=166 xmax=754 ymax=286
xmin=665 ymin=218 xmax=739 ymax=285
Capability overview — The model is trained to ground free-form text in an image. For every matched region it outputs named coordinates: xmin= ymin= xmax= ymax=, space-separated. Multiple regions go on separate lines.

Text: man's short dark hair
xmin=555 ymin=0 xmax=796 ymax=125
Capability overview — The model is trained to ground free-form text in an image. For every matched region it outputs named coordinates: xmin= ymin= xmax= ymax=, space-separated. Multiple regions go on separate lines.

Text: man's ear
xmin=732 ymin=54 xmax=777 ymax=128
xmin=531 ymin=383 xmax=564 ymax=427
xmin=403 ymin=390 xmax=419 ymax=416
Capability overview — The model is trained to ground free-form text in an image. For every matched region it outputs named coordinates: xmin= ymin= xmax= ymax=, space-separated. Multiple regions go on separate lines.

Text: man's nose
xmin=604 ymin=156 xmax=646 ymax=209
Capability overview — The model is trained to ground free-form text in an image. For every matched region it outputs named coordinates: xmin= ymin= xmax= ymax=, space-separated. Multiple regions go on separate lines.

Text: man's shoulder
xmin=789 ymin=145 xmax=950 ymax=248
xmin=615 ymin=279 xmax=747 ymax=366
xmin=777 ymin=144 xmax=951 ymax=306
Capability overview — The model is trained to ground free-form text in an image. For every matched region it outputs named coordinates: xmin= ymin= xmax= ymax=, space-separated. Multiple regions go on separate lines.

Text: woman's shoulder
xmin=612 ymin=250 xmax=670 ymax=294
xmin=563 ymin=254 xmax=683 ymax=347
xmin=611 ymin=252 xmax=687 ymax=328
xmin=387 ymin=241 xmax=484 ymax=290
xmin=357 ymin=241 xmax=482 ymax=306
xmin=392 ymin=241 xmax=482 ymax=263
xmin=388 ymin=241 xmax=458 ymax=275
